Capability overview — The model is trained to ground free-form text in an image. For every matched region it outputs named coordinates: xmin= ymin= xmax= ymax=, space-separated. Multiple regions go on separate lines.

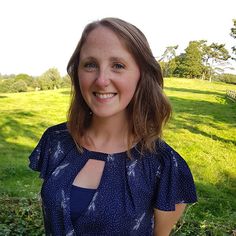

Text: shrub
xmin=0 ymin=196 xmax=44 ymax=236
xmin=10 ymin=80 xmax=28 ymax=92
xmin=214 ymin=73 xmax=236 ymax=84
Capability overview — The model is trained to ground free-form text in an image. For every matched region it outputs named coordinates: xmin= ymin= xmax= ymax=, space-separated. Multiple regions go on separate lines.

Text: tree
xmin=230 ymin=19 xmax=236 ymax=60
xmin=0 ymin=75 xmax=17 ymax=93
xmin=15 ymin=73 xmax=33 ymax=86
xmin=38 ymin=68 xmax=62 ymax=90
xmin=174 ymin=41 xmax=204 ymax=78
xmin=10 ymin=79 xmax=27 ymax=92
xmin=202 ymin=43 xmax=230 ymax=82
xmin=159 ymin=45 xmax=178 ymax=77
xmin=172 ymin=53 xmax=186 ymax=78
xmin=0 ymin=78 xmax=15 ymax=93
xmin=31 ymin=78 xmax=40 ymax=90
xmin=61 ymin=75 xmax=71 ymax=88
xmin=38 ymin=76 xmax=53 ymax=90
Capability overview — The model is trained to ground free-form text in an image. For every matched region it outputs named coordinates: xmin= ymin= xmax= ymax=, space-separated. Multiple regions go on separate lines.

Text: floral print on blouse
xmin=29 ymin=123 xmax=197 ymax=235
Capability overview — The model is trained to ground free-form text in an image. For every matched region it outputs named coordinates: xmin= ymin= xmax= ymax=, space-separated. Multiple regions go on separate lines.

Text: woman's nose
xmin=95 ymin=68 xmax=110 ymax=87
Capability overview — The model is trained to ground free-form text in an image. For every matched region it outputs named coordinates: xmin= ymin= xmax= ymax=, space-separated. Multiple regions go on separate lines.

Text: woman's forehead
xmin=80 ymin=26 xmax=134 ymax=59
xmin=83 ymin=26 xmax=123 ymax=47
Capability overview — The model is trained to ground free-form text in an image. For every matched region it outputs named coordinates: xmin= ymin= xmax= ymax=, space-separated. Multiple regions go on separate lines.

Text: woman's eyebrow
xmin=80 ymin=56 xmax=127 ymax=64
xmin=110 ymin=57 xmax=127 ymax=63
xmin=80 ymin=56 xmax=97 ymax=61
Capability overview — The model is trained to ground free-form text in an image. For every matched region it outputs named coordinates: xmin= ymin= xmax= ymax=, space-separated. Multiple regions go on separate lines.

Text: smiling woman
xmin=78 ymin=26 xmax=140 ymax=120
xmin=28 ymin=17 xmax=197 ymax=235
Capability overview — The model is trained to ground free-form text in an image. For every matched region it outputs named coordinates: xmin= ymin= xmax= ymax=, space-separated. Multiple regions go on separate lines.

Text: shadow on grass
xmin=0 ymin=111 xmax=49 ymax=142
xmin=225 ymin=96 xmax=236 ymax=104
xmin=14 ymin=111 xmax=35 ymax=117
xmin=165 ymin=87 xmax=223 ymax=96
xmin=173 ymin=121 xmax=236 ymax=145
xmin=174 ymin=180 xmax=236 ymax=235
xmin=0 ymin=103 xmax=235 ymax=234
xmin=167 ymin=96 xmax=236 ymax=147
xmin=0 ymin=95 xmax=8 ymax=98
xmin=60 ymin=90 xmax=71 ymax=95
xmin=173 ymin=172 xmax=236 ymax=234
xmin=169 ymin=96 xmax=236 ymax=126
xmin=0 ymin=111 xmax=52 ymax=197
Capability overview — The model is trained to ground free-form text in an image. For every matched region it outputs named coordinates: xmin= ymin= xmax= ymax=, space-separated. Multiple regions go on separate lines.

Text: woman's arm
xmin=153 ymin=204 xmax=186 ymax=236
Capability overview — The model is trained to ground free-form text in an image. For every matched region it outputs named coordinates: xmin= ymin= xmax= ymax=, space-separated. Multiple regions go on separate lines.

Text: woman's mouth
xmin=93 ymin=92 xmax=117 ymax=99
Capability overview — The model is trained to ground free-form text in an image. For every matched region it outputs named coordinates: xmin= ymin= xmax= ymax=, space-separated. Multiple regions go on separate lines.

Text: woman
xmin=29 ymin=17 xmax=197 ymax=235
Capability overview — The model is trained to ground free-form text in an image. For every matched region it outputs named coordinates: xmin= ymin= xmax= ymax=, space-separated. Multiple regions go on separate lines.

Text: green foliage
xmin=159 ymin=45 xmax=178 ymax=77
xmin=10 ymin=79 xmax=28 ymax=92
xmin=0 ymin=80 xmax=235 ymax=234
xmin=205 ymin=43 xmax=230 ymax=81
xmin=230 ymin=19 xmax=236 ymax=39
xmin=215 ymin=73 xmax=236 ymax=84
xmin=38 ymin=75 xmax=54 ymax=90
xmin=0 ymin=77 xmax=28 ymax=93
xmin=184 ymin=41 xmax=204 ymax=78
xmin=39 ymin=68 xmax=62 ymax=90
xmin=0 ymin=78 xmax=15 ymax=93
xmin=230 ymin=19 xmax=236 ymax=60
xmin=0 ymin=197 xmax=44 ymax=236
xmin=15 ymin=74 xmax=34 ymax=86
xmin=61 ymin=74 xmax=71 ymax=88
xmin=173 ymin=41 xmax=204 ymax=78
xmin=0 ymin=68 xmax=71 ymax=93
xmin=160 ymin=40 xmax=230 ymax=81
xmin=31 ymin=78 xmax=40 ymax=89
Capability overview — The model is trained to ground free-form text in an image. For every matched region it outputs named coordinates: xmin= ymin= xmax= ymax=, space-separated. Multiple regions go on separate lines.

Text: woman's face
xmin=78 ymin=26 xmax=140 ymax=120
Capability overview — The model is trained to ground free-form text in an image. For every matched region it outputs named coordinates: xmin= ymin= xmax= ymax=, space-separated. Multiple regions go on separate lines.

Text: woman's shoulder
xmin=143 ymin=139 xmax=194 ymax=178
xmin=28 ymin=122 xmax=75 ymax=179
xmin=44 ymin=122 xmax=68 ymax=136
xmin=42 ymin=122 xmax=73 ymax=143
xmin=153 ymin=139 xmax=187 ymax=165
xmin=151 ymin=140 xmax=197 ymax=210
xmin=41 ymin=122 xmax=75 ymax=158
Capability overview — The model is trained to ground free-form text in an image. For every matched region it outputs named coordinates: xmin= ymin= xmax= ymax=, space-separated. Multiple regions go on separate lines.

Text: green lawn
xmin=0 ymin=78 xmax=235 ymax=235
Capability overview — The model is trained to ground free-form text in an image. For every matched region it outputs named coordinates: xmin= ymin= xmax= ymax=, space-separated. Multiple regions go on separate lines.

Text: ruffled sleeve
xmin=29 ymin=123 xmax=76 ymax=180
xmin=28 ymin=128 xmax=52 ymax=179
xmin=154 ymin=141 xmax=197 ymax=211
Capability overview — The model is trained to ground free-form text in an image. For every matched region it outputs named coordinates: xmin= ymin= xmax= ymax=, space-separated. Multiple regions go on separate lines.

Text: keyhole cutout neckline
xmin=72 ymin=159 xmax=105 ymax=190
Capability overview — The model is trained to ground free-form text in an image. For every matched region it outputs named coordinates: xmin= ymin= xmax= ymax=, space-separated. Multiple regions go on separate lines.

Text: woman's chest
xmin=41 ymin=153 xmax=158 ymax=233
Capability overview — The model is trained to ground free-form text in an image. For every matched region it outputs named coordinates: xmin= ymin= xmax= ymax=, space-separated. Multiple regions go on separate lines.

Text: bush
xmin=10 ymin=80 xmax=28 ymax=92
xmin=0 ymin=196 xmax=44 ymax=236
xmin=214 ymin=73 xmax=236 ymax=84
xmin=0 ymin=78 xmax=15 ymax=93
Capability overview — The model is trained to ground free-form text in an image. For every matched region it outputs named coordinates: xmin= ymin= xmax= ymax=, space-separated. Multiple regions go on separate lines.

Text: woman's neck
xmin=82 ymin=113 xmax=131 ymax=153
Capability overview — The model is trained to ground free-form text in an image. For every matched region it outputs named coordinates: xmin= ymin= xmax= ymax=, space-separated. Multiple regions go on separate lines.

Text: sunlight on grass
xmin=0 ymin=79 xmax=235 ymax=234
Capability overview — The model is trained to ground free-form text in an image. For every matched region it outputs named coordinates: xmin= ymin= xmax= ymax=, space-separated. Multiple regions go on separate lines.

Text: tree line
xmin=159 ymin=19 xmax=236 ymax=83
xmin=1 ymin=20 xmax=236 ymax=93
xmin=0 ymin=68 xmax=71 ymax=93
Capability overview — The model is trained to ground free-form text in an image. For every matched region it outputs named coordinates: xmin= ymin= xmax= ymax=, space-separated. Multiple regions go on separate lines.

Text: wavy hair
xmin=67 ymin=17 xmax=172 ymax=154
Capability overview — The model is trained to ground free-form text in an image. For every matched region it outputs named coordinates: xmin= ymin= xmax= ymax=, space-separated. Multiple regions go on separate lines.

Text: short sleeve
xmin=28 ymin=128 xmax=51 ymax=179
xmin=154 ymin=141 xmax=197 ymax=211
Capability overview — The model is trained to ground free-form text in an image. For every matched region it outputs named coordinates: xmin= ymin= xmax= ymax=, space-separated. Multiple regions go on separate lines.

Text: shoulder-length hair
xmin=67 ymin=17 xmax=172 ymax=154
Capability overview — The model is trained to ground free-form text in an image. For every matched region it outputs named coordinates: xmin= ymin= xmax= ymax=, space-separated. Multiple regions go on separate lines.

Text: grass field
xmin=0 ymin=78 xmax=235 ymax=235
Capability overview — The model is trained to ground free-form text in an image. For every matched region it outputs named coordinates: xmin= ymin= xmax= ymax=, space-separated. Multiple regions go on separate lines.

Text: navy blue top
xmin=28 ymin=122 xmax=197 ymax=235
xmin=70 ymin=185 xmax=96 ymax=223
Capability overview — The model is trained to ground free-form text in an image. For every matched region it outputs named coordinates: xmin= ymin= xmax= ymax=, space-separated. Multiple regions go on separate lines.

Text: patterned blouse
xmin=29 ymin=122 xmax=197 ymax=235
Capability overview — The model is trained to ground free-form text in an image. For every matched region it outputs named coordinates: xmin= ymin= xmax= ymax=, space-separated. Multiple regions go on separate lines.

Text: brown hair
xmin=67 ymin=17 xmax=172 ymax=154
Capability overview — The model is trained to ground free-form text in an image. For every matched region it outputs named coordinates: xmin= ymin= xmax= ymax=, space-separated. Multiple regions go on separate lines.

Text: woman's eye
xmin=84 ymin=62 xmax=97 ymax=70
xmin=113 ymin=63 xmax=125 ymax=70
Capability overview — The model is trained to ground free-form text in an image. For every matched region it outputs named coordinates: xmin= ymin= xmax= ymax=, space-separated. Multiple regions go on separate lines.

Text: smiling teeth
xmin=95 ymin=93 xmax=115 ymax=99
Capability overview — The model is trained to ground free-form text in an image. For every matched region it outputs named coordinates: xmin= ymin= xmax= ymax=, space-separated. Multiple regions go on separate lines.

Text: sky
xmin=0 ymin=0 xmax=235 ymax=76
